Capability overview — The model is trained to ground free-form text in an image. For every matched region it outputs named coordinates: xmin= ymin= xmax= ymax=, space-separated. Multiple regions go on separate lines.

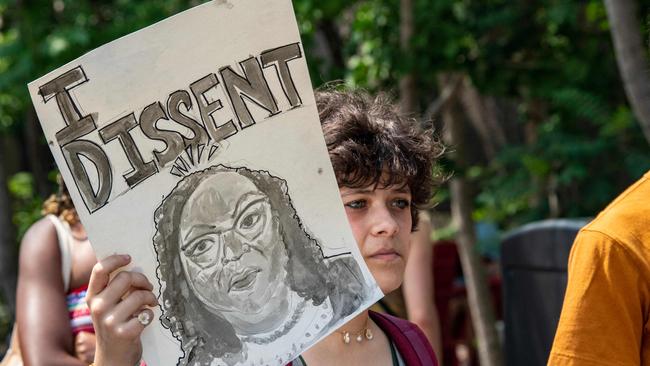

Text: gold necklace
xmin=338 ymin=317 xmax=374 ymax=344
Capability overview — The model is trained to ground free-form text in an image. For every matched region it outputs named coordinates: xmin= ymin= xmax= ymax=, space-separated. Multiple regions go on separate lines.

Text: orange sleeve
xmin=548 ymin=230 xmax=648 ymax=366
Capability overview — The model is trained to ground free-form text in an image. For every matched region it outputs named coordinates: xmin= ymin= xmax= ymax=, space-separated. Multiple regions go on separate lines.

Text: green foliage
xmin=1 ymin=0 xmax=650 ymax=234
xmin=8 ymin=172 xmax=43 ymax=240
xmin=296 ymin=0 xmax=650 ymax=229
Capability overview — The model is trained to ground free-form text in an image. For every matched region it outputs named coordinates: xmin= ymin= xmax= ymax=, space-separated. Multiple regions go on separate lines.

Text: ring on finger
xmin=137 ymin=311 xmax=152 ymax=326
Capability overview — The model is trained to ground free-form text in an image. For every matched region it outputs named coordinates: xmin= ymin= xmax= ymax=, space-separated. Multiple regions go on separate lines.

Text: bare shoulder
xmin=19 ymin=216 xmax=61 ymax=272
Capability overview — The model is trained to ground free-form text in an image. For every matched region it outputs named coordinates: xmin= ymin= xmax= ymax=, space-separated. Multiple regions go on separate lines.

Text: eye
xmin=391 ymin=198 xmax=410 ymax=209
xmin=186 ymin=238 xmax=213 ymax=257
xmin=345 ymin=200 xmax=367 ymax=209
xmin=239 ymin=212 xmax=260 ymax=229
xmin=236 ymin=201 xmax=268 ymax=238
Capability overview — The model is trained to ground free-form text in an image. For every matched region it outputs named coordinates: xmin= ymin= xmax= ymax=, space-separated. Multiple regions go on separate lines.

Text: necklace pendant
xmin=365 ymin=328 xmax=374 ymax=340
xmin=343 ymin=332 xmax=351 ymax=344
xmin=356 ymin=334 xmax=363 ymax=342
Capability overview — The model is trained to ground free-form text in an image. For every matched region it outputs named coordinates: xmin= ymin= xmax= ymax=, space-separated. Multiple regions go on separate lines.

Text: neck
xmin=302 ymin=309 xmax=386 ymax=364
xmin=338 ymin=310 xmax=370 ymax=334
xmin=318 ymin=310 xmax=371 ymax=349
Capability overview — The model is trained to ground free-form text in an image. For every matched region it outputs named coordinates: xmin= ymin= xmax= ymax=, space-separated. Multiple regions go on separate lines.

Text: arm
xmin=402 ymin=212 xmax=443 ymax=360
xmin=548 ymin=230 xmax=649 ymax=365
xmin=16 ymin=217 xmax=87 ymax=366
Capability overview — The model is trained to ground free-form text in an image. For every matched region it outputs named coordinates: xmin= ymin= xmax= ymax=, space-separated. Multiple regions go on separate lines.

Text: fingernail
xmin=122 ymin=254 xmax=131 ymax=261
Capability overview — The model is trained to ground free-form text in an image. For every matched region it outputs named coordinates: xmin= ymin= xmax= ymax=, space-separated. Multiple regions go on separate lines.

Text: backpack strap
xmin=46 ymin=214 xmax=74 ymax=292
xmin=369 ymin=310 xmax=439 ymax=366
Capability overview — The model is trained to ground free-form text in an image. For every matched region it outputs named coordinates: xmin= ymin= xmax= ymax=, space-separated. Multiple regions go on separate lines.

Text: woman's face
xmin=339 ymin=183 xmax=412 ymax=294
xmin=178 ymin=172 xmax=289 ymax=320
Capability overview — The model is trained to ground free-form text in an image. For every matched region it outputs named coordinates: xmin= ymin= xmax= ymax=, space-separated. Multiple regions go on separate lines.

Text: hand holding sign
xmin=87 ymin=255 xmax=156 ymax=366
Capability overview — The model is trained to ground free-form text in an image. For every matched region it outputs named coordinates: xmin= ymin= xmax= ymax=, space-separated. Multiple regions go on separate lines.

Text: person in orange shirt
xmin=548 ymin=171 xmax=650 ymax=365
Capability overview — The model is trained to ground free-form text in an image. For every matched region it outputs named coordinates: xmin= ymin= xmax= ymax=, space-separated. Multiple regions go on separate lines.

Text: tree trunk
xmin=604 ymin=0 xmax=650 ymax=145
xmin=459 ymin=76 xmax=506 ymax=161
xmin=439 ymin=73 xmax=504 ymax=366
xmin=399 ymin=0 xmax=417 ymax=114
xmin=317 ymin=19 xmax=345 ymax=72
xmin=0 ymin=137 xmax=18 ymax=317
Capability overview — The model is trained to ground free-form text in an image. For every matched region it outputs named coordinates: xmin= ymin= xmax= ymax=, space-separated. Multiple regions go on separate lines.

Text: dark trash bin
xmin=501 ymin=219 xmax=589 ymax=366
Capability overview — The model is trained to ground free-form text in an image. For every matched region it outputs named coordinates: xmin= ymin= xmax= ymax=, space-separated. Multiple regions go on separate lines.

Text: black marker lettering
xmin=260 ymin=43 xmax=303 ymax=108
xmin=99 ymin=114 xmax=157 ymax=187
xmin=38 ymin=66 xmax=96 ymax=145
xmin=139 ymin=102 xmax=185 ymax=167
xmin=220 ymin=57 xmax=279 ymax=129
xmin=189 ymin=74 xmax=237 ymax=142
xmin=60 ymin=140 xmax=112 ymax=213
xmin=167 ymin=90 xmax=209 ymax=146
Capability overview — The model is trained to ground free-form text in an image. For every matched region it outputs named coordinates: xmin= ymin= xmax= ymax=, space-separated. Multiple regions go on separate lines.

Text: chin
xmin=367 ymin=258 xmax=405 ymax=293
xmin=374 ymin=272 xmax=404 ymax=294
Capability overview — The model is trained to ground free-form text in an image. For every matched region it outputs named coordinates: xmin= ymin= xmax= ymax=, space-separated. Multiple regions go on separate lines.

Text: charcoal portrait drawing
xmin=153 ymin=165 xmax=371 ymax=366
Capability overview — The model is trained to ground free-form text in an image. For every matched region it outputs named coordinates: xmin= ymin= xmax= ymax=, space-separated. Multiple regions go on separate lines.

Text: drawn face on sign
xmin=153 ymin=165 xmax=372 ymax=365
xmin=178 ymin=172 xmax=290 ymax=320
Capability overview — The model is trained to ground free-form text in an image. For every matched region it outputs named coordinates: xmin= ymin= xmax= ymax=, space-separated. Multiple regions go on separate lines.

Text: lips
xmin=228 ymin=267 xmax=261 ymax=292
xmin=368 ymin=248 xmax=401 ymax=261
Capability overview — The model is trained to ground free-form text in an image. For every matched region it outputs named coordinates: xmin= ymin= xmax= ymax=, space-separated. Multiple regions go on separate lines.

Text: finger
xmin=98 ymin=271 xmax=154 ymax=306
xmin=107 ymin=289 xmax=158 ymax=324
xmin=87 ymin=254 xmax=131 ymax=298
xmin=135 ymin=308 xmax=155 ymax=327
xmin=109 ymin=308 xmax=155 ymax=340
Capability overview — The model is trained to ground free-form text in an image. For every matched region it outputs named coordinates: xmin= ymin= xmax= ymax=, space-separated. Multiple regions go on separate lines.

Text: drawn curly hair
xmin=153 ymin=165 xmax=338 ymax=365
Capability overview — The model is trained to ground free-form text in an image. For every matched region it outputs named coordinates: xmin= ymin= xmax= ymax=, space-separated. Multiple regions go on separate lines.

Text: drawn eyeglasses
xmin=181 ymin=197 xmax=271 ymax=268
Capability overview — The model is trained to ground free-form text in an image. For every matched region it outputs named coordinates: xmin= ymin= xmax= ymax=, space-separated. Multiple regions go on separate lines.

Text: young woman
xmin=15 ymin=178 xmax=98 ymax=365
xmin=87 ymin=89 xmax=444 ymax=366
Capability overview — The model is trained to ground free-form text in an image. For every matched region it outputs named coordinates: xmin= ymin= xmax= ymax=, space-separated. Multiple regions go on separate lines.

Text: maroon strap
xmin=369 ymin=310 xmax=439 ymax=366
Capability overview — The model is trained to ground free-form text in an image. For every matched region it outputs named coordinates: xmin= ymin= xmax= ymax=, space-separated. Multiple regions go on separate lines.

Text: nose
xmin=220 ymin=231 xmax=251 ymax=265
xmin=369 ymin=204 xmax=400 ymax=237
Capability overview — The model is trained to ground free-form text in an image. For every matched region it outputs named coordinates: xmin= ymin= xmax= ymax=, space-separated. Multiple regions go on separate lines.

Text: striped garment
xmin=66 ymin=285 xmax=94 ymax=335
xmin=66 ymin=285 xmax=148 ymax=366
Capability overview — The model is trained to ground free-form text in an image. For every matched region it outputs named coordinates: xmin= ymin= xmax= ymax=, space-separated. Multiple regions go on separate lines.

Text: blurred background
xmin=1 ymin=1 xmax=649 ymax=365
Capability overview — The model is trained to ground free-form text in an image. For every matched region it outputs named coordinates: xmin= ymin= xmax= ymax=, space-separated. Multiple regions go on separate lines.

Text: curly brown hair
xmin=41 ymin=174 xmax=79 ymax=225
xmin=315 ymin=88 xmax=445 ymax=230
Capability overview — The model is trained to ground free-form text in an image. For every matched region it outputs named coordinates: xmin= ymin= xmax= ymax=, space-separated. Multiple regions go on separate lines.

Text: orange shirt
xmin=548 ymin=171 xmax=650 ymax=365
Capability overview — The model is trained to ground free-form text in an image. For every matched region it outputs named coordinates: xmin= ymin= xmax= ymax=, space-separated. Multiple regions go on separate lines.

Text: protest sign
xmin=27 ymin=1 xmax=382 ymax=365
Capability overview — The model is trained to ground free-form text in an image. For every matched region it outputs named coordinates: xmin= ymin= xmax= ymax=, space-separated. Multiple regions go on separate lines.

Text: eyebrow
xmin=181 ymin=191 xmax=268 ymax=245
xmin=232 ymin=191 xmax=267 ymax=218
xmin=341 ymin=189 xmax=374 ymax=197
xmin=236 ymin=197 xmax=269 ymax=219
xmin=340 ymin=186 xmax=410 ymax=197
xmin=182 ymin=224 xmax=215 ymax=249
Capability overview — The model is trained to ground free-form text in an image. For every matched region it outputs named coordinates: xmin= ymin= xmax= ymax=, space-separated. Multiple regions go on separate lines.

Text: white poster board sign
xmin=27 ymin=1 xmax=382 ymax=365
